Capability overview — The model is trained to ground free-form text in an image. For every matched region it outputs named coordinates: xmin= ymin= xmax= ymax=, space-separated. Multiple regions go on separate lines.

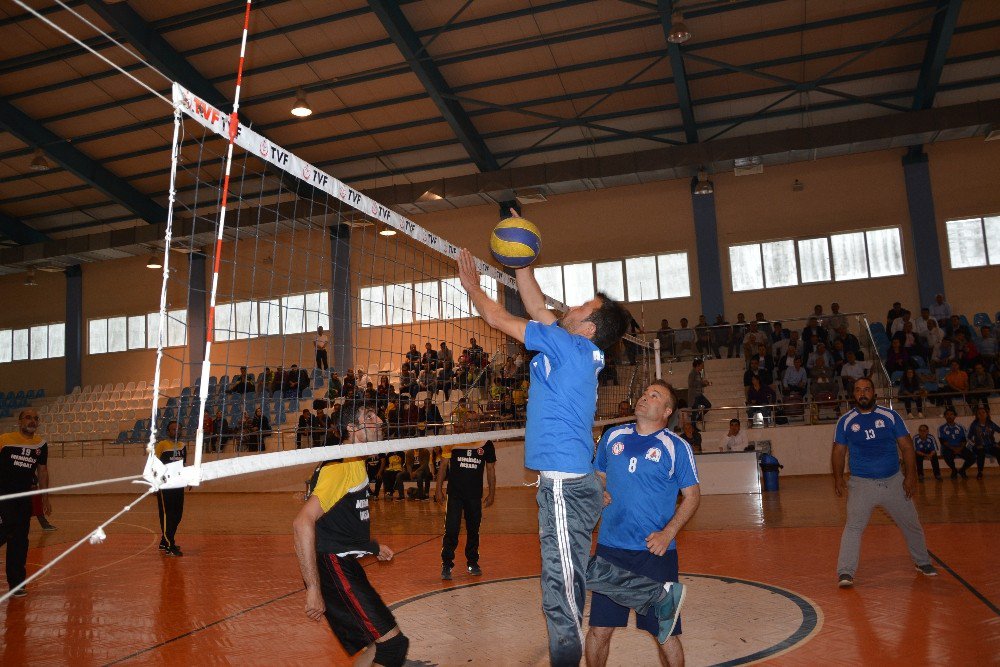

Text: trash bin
xmin=759 ymin=453 xmax=782 ymax=492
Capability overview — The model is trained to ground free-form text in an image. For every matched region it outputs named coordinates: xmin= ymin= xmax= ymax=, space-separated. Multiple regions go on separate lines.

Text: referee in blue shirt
xmin=832 ymin=378 xmax=936 ymax=587
xmin=457 ymin=245 xmax=679 ymax=666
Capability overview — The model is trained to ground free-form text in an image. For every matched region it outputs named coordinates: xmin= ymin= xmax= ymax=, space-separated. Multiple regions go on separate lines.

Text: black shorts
xmin=318 ymin=552 xmax=397 ymax=654
xmin=589 ymin=544 xmax=681 ymax=637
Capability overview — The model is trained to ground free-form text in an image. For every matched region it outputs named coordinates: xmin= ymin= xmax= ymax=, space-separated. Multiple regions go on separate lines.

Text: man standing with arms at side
xmin=293 ymin=400 xmax=409 ymax=666
xmin=156 ymin=420 xmax=186 ymax=557
xmin=457 ymin=246 xmax=677 ymax=666
xmin=832 ymin=378 xmax=936 ymax=588
xmin=435 ymin=413 xmax=496 ymax=580
xmin=0 ymin=409 xmax=50 ymax=597
xmin=587 ymin=381 xmax=700 ymax=666
xmin=314 ymin=326 xmax=329 ymax=372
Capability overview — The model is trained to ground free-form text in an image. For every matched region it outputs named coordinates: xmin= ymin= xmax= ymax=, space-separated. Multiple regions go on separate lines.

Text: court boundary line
xmin=929 ymin=548 xmax=1000 ymax=616
xmin=102 ymin=533 xmax=442 ymax=666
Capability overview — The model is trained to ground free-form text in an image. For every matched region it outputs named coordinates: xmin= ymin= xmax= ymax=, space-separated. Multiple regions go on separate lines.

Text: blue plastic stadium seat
xmin=115 ymin=431 xmax=129 ymax=444
xmin=869 ymin=322 xmax=886 ymax=337
xmin=37 ymin=388 xmax=44 ymax=398
xmin=208 ymin=376 xmax=218 ymax=386
xmin=890 ymin=370 xmax=903 ymax=385
xmin=26 ymin=389 xmax=36 ymax=400
xmin=974 ymin=312 xmax=991 ymax=328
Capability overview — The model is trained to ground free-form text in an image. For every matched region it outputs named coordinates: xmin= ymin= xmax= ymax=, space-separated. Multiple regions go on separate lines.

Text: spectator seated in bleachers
xmin=678 ymin=421 xmax=702 ymax=453
xmin=885 ymin=338 xmax=912 ymax=374
xmin=742 ymin=358 xmax=774 ymax=399
xmin=499 ymin=392 xmax=518 ymax=427
xmin=207 ymin=409 xmax=231 ymax=453
xmin=327 ymin=371 xmax=342 ymax=399
xmin=283 ymin=365 xmax=310 ymax=398
xmin=405 ymin=344 xmax=421 ymax=368
xmin=746 ymin=376 xmax=776 ymax=425
xmin=673 ymin=318 xmax=696 ymax=356
xmin=340 ymin=369 xmax=357 ymax=397
xmin=945 ymin=314 xmax=971 ymax=340
xmin=297 ymin=408 xmax=315 ymax=449
xmin=898 ymin=368 xmax=927 ymax=418
xmin=840 ymin=351 xmax=867 ymax=394
xmin=937 ymin=361 xmax=969 ymax=410
xmin=782 ymin=357 xmax=808 ymax=397
xmin=417 ymin=398 xmax=443 ymax=437
xmin=953 ymin=332 xmax=979 ymax=371
xmin=809 ymin=356 xmax=840 ymax=416
xmin=968 ymin=362 xmax=994 ymax=409
xmin=227 ymin=367 xmax=254 ymax=394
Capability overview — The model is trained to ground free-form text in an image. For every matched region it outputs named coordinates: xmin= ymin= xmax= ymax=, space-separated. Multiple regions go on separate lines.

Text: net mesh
xmin=139 ymin=83 xmax=655 ymax=487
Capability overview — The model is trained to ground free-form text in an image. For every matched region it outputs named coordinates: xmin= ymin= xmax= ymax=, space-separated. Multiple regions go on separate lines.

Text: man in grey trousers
xmin=831 ymin=378 xmax=937 ymax=587
xmin=457 ymin=246 xmax=682 ymax=666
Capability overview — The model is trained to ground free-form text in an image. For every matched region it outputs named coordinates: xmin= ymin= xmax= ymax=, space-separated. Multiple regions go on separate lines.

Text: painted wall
xmin=3 ymin=139 xmax=1000 ymax=396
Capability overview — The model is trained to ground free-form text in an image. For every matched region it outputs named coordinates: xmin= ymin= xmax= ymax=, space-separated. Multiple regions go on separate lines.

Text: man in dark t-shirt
xmin=434 ymin=413 xmax=496 ymax=580
xmin=0 ymin=408 xmax=50 ymax=597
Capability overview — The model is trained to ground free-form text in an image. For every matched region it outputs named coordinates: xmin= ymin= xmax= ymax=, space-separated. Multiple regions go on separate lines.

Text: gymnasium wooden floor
xmin=2 ymin=474 xmax=998 ymax=666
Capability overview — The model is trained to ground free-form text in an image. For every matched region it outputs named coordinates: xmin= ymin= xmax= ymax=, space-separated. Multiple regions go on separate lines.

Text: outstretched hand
xmin=457 ymin=248 xmax=480 ymax=293
xmin=377 ymin=544 xmax=394 ymax=561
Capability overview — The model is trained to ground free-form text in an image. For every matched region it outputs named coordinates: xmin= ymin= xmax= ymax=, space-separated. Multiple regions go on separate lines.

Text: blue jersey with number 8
xmin=835 ymin=406 xmax=909 ymax=479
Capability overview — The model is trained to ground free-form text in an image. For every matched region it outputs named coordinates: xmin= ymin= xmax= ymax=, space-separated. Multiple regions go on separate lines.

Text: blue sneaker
xmin=655 ymin=583 xmax=686 ymax=644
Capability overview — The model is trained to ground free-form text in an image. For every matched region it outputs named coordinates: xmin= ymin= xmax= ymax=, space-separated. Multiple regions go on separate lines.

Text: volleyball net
xmin=141 ymin=82 xmax=659 ymax=491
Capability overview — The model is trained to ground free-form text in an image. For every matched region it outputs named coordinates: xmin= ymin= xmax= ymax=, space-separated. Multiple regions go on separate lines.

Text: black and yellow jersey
xmin=155 ymin=438 xmax=187 ymax=466
xmin=308 ymin=459 xmax=378 ymax=557
xmin=0 ymin=431 xmax=47 ymax=495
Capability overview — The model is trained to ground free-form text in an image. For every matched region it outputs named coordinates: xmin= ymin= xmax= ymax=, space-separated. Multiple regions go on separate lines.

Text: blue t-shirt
xmin=595 ymin=423 xmax=699 ymax=551
xmin=524 ymin=320 xmax=604 ymax=474
xmin=938 ymin=423 xmax=967 ymax=448
xmin=834 ymin=406 xmax=909 ymax=479
xmin=913 ymin=434 xmax=938 ymax=455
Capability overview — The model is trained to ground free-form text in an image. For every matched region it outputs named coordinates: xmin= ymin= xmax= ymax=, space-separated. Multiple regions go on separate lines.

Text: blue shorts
xmin=589 ymin=543 xmax=681 ymax=637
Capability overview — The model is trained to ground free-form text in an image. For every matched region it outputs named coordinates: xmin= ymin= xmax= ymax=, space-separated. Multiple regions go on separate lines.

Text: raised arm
xmin=457 ymin=249 xmax=529 ymax=342
xmin=514 ymin=266 xmax=557 ymax=325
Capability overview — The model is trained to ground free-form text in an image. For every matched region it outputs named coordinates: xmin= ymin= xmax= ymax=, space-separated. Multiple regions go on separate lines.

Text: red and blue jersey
xmin=595 ymin=424 xmax=699 ymax=552
xmin=835 ymin=406 xmax=909 ymax=479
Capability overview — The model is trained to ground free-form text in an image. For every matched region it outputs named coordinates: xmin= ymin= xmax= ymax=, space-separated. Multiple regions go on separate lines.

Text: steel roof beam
xmin=0 ymin=99 xmax=165 ymax=224
xmin=0 ymin=211 xmax=49 ymax=245
xmin=659 ymin=0 xmax=698 ymax=143
xmin=367 ymin=0 xmax=498 ymax=172
xmin=913 ymin=0 xmax=963 ymax=110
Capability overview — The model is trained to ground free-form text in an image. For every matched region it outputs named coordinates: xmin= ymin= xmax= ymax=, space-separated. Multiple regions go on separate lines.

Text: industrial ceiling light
xmin=291 ymin=88 xmax=313 ymax=117
xmin=693 ymin=169 xmax=714 ymax=195
xmin=24 ymin=268 xmax=37 ymax=287
xmin=379 ymin=229 xmax=397 ymax=236
xmin=667 ymin=13 xmax=691 ymax=44
xmin=30 ymin=148 xmax=50 ymax=171
xmin=146 ymin=254 xmax=163 ymax=269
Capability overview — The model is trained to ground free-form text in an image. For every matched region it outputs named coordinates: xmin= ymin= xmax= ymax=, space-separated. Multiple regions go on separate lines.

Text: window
xmin=729 ymin=244 xmax=764 ymax=292
xmin=359 ymin=286 xmax=386 ymax=328
xmin=29 ymin=325 xmax=47 ymax=360
xmin=595 ymin=261 xmax=625 ymax=302
xmin=563 ymin=262 xmax=595 ymax=305
xmin=128 ymin=315 xmax=146 ymax=350
xmin=48 ymin=323 xmax=64 ymax=358
xmin=12 ymin=329 xmax=28 ymax=361
xmin=625 ymin=256 xmax=658 ymax=302
xmin=440 ymin=277 xmax=470 ymax=320
xmin=0 ymin=329 xmax=11 ymax=363
xmin=259 ymin=299 xmax=281 ymax=336
xmin=730 ymin=227 xmax=903 ymax=291
xmin=414 ymin=281 xmax=440 ymax=321
xmin=303 ymin=292 xmax=330 ymax=332
xmin=534 ymin=266 xmax=564 ymax=304
xmin=657 ymin=253 xmax=691 ymax=299
xmin=89 ymin=319 xmax=107 ymax=355
xmin=797 ymin=238 xmax=831 ymax=283
xmin=830 ymin=229 xmax=904 ymax=280
xmin=281 ymin=294 xmax=306 ymax=335
xmin=470 ymin=275 xmax=498 ymax=317
xmin=386 ymin=283 xmax=413 ymax=325
xmin=145 ymin=309 xmax=188 ymax=350
xmin=946 ymin=217 xmax=1000 ymax=269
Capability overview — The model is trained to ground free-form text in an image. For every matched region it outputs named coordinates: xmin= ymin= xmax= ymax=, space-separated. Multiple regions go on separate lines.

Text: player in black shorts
xmin=293 ymin=400 xmax=409 ymax=666
xmin=0 ymin=408 xmax=50 ymax=597
xmin=155 ymin=421 xmax=187 ymax=557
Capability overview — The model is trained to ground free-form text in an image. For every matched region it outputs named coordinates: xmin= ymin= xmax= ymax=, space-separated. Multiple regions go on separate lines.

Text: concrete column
xmin=64 ymin=265 xmax=83 ymax=394
xmin=187 ymin=251 xmax=207 ymax=385
xmin=902 ymin=150 xmax=945 ymax=308
xmin=690 ymin=181 xmax=725 ymax=320
xmin=329 ymin=224 xmax=353 ymax=372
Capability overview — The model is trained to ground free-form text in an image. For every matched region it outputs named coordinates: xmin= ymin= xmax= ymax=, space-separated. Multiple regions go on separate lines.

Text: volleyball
xmin=490 ymin=217 xmax=541 ymax=268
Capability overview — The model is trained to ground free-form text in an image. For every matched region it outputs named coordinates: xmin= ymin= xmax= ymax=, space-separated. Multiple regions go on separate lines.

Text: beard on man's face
xmin=855 ymin=395 xmax=874 ymax=409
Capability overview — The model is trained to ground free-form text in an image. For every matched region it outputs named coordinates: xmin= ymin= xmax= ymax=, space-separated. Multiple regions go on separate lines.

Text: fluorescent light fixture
xmin=146 ymin=255 xmax=163 ymax=269
xmin=30 ymin=149 xmax=50 ymax=171
xmin=379 ymin=229 xmax=397 ymax=236
xmin=693 ymin=169 xmax=714 ymax=195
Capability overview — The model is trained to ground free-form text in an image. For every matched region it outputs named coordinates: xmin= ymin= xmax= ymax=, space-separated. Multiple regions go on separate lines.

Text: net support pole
xmin=654 ymin=338 xmax=662 ymax=380
xmin=330 ymin=223 xmax=354 ymax=374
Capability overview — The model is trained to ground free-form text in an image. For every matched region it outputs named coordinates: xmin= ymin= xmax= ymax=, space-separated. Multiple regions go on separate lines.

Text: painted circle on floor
xmin=390 ymin=573 xmax=821 ymax=666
